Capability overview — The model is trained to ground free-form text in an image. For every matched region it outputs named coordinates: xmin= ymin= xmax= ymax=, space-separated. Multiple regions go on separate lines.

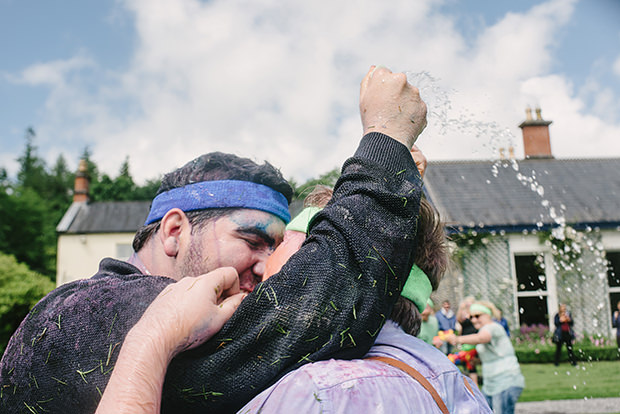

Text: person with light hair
xmin=446 ymin=300 xmax=525 ymax=414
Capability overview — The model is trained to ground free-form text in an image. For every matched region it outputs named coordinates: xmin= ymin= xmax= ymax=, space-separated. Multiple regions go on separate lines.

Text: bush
xmin=513 ymin=323 xmax=619 ymax=363
xmin=515 ymin=344 xmax=619 ymax=363
xmin=0 ymin=252 xmax=55 ymax=354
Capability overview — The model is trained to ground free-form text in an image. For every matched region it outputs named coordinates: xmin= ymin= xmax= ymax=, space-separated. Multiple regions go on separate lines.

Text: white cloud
xmin=520 ymin=75 xmax=620 ymax=159
xmin=12 ymin=56 xmax=94 ymax=87
xmin=20 ymin=0 xmax=620 ymax=185
xmin=614 ymin=55 xmax=620 ymax=77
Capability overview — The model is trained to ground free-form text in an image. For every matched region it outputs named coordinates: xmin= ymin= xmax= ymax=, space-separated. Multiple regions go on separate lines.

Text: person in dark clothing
xmin=613 ymin=301 xmax=620 ymax=351
xmin=494 ymin=307 xmax=511 ymax=337
xmin=436 ymin=299 xmax=457 ymax=354
xmin=456 ymin=297 xmax=479 ymax=384
xmin=553 ymin=304 xmax=577 ymax=366
xmin=0 ymin=65 xmax=428 ymax=413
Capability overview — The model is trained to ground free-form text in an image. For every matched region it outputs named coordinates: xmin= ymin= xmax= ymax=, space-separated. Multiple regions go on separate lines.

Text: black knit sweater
xmin=0 ymin=132 xmax=422 ymax=413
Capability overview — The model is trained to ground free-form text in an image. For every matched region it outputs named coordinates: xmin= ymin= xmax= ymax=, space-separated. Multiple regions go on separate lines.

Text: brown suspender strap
xmin=463 ymin=376 xmax=475 ymax=396
xmin=366 ymin=356 xmax=450 ymax=414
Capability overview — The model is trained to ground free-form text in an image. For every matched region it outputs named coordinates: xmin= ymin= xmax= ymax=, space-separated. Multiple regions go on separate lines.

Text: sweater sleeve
xmin=161 ymin=132 xmax=422 ymax=412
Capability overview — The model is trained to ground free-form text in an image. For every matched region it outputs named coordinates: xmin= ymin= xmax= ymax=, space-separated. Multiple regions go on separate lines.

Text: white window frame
xmin=508 ymin=234 xmax=556 ymax=328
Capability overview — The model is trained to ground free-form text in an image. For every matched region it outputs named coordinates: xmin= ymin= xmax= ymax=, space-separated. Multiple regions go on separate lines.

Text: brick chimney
xmin=73 ymin=159 xmax=90 ymax=202
xmin=519 ymin=107 xmax=553 ymax=159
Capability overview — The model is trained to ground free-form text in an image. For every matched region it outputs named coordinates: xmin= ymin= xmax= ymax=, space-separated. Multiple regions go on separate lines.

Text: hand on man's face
xmin=179 ymin=209 xmax=285 ymax=292
xmin=140 ymin=266 xmax=245 ymax=355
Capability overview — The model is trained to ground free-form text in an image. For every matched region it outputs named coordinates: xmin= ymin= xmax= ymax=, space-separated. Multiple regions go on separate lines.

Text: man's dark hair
xmin=133 ymin=152 xmax=293 ymax=252
xmin=390 ymin=197 xmax=449 ymax=336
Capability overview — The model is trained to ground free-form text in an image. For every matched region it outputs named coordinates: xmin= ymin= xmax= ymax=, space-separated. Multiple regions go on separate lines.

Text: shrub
xmin=0 ymin=252 xmax=55 ymax=354
xmin=513 ymin=323 xmax=619 ymax=363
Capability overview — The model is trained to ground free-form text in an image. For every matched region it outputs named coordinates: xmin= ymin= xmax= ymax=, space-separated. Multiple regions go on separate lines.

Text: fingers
xmin=411 ymin=145 xmax=427 ymax=178
xmin=211 ymin=267 xmax=240 ymax=301
xmin=360 ymin=65 xmax=376 ymax=95
xmin=360 ymin=65 xmax=393 ymax=98
xmin=217 ymin=292 xmax=246 ymax=319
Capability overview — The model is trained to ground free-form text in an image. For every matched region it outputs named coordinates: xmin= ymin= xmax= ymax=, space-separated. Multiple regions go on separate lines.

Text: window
xmin=607 ymin=251 xmax=620 ymax=325
xmin=515 ymin=254 xmax=549 ymax=326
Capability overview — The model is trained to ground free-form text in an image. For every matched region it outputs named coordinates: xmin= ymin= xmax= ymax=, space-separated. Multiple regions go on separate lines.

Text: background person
xmin=614 ymin=301 xmax=620 ymax=351
xmin=455 ymin=296 xmax=479 ymax=385
xmin=494 ymin=307 xmax=510 ymax=337
xmin=446 ymin=300 xmax=525 ymax=414
xmin=553 ymin=303 xmax=577 ymax=366
xmin=436 ymin=299 xmax=456 ymax=353
xmin=418 ymin=299 xmax=439 ymax=346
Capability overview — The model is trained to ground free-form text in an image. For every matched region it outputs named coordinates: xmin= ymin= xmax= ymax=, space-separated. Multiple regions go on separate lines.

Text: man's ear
xmin=159 ymin=208 xmax=190 ymax=258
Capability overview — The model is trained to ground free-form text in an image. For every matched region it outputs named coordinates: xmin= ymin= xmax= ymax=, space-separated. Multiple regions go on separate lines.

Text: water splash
xmin=406 ymin=71 xmax=613 ymax=339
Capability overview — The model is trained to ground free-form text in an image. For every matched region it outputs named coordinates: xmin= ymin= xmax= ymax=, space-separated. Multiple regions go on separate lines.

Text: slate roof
xmin=423 ymin=158 xmax=620 ymax=233
xmin=57 ymin=201 xmax=151 ymax=234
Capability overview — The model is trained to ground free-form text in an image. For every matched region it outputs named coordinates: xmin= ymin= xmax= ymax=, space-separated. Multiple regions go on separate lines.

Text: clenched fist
xmin=360 ymin=66 xmax=427 ymax=149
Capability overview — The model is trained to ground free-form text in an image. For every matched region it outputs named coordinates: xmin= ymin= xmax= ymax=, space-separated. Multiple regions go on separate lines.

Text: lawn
xmin=519 ymin=361 xmax=620 ymax=402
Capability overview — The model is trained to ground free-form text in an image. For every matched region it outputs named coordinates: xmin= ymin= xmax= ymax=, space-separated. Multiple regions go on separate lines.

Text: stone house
xmin=55 ymin=160 xmax=150 ymax=285
xmin=425 ymin=108 xmax=620 ymax=338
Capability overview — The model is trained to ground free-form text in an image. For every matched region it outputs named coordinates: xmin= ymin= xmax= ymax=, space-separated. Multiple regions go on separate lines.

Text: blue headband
xmin=144 ymin=180 xmax=291 ymax=225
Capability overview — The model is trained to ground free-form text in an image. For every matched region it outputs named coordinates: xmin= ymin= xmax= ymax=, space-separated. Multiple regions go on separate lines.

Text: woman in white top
xmin=447 ymin=300 xmax=525 ymax=414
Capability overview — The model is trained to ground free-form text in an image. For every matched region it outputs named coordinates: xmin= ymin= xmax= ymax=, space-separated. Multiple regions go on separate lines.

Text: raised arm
xmin=160 ymin=67 xmax=428 ymax=412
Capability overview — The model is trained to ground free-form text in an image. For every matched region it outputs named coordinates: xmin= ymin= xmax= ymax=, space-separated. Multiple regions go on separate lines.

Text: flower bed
xmin=513 ymin=324 xmax=619 ymax=363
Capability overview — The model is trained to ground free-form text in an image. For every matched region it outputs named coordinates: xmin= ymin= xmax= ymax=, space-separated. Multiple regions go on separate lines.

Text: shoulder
xmin=0 ymin=259 xmax=174 ymax=412
xmin=481 ymin=322 xmax=503 ymax=337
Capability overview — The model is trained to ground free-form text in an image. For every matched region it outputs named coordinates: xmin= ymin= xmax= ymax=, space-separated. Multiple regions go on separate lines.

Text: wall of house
xmin=449 ymin=230 xmax=620 ymax=338
xmin=462 ymin=237 xmax=518 ymax=329
xmin=56 ymin=233 xmax=135 ymax=286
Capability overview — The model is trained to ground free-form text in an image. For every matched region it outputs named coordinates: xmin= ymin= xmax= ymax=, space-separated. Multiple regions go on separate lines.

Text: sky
xmin=1 ymin=0 xmax=619 ymax=184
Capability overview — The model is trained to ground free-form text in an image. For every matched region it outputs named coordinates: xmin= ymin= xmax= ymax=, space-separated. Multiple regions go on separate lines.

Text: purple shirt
xmin=239 ymin=321 xmax=492 ymax=413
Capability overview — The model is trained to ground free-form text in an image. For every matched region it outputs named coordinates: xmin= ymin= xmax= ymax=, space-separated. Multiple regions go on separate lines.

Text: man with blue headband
xmin=2 ymin=66 xmax=428 ymax=413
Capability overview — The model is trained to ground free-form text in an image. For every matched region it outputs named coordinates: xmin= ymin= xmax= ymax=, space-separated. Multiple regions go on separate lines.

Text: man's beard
xmin=178 ymin=233 xmax=212 ymax=278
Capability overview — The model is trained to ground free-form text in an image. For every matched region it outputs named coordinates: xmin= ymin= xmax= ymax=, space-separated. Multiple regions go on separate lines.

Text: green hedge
xmin=515 ymin=344 xmax=619 ymax=363
xmin=0 ymin=252 xmax=55 ymax=355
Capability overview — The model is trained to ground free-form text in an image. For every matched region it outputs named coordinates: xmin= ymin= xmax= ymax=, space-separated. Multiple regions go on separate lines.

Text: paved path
xmin=516 ymin=398 xmax=620 ymax=414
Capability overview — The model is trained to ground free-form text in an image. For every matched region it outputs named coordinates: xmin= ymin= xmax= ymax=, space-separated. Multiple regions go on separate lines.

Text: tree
xmin=0 ymin=129 xmax=59 ymax=277
xmin=0 ymin=187 xmax=57 ymax=277
xmin=0 ymin=252 xmax=55 ymax=354
xmin=292 ymin=167 xmax=341 ymax=201
xmin=16 ymin=127 xmax=49 ymax=195
xmin=90 ymin=156 xmax=158 ymax=201
xmin=47 ymin=154 xmax=74 ymax=222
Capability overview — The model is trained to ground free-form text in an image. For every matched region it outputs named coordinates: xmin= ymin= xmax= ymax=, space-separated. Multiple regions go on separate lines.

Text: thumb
xmin=217 ymin=292 xmax=246 ymax=320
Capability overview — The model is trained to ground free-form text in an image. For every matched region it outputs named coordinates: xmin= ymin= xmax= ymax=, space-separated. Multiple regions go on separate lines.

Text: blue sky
xmin=1 ymin=0 xmax=619 ymax=183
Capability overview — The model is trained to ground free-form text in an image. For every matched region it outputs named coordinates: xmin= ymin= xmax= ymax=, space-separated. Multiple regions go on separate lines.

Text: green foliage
xmin=0 ymin=252 xmax=55 ymax=354
xmin=0 ymin=187 xmax=57 ymax=277
xmin=89 ymin=156 xmax=159 ymax=201
xmin=0 ymin=128 xmax=161 ymax=280
xmin=16 ymin=128 xmax=49 ymax=194
xmin=292 ymin=167 xmax=340 ymax=201
xmin=449 ymin=230 xmax=496 ymax=263
xmin=519 ymin=361 xmax=620 ymax=401
xmin=514 ymin=335 xmax=619 ymax=363
xmin=515 ymin=344 xmax=619 ymax=363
